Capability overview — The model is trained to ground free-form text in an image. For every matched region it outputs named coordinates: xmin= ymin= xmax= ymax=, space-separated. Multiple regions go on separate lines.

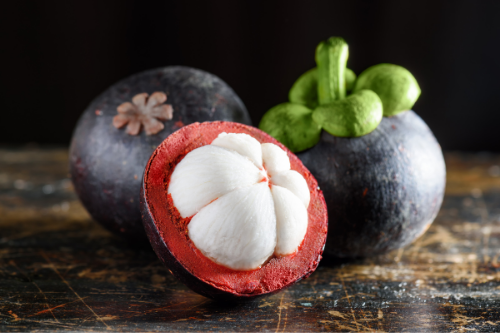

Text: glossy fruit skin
xmin=140 ymin=121 xmax=328 ymax=301
xmin=70 ymin=67 xmax=251 ymax=240
xmin=298 ymin=111 xmax=446 ymax=258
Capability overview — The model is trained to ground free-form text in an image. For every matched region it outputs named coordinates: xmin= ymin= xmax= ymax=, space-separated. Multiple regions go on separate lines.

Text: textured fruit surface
xmin=141 ymin=121 xmax=328 ymax=301
xmin=298 ymin=111 xmax=445 ymax=258
xmin=70 ymin=67 xmax=251 ymax=240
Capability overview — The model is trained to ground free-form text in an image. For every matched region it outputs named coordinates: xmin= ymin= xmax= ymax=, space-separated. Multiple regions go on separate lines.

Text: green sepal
xmin=289 ymin=67 xmax=357 ymax=109
xmin=315 ymin=37 xmax=349 ymax=105
xmin=353 ymin=63 xmax=421 ymax=116
xmin=312 ymin=89 xmax=383 ymax=137
xmin=345 ymin=68 xmax=356 ymax=91
xmin=289 ymin=68 xmax=319 ymax=109
xmin=259 ymin=103 xmax=321 ymax=153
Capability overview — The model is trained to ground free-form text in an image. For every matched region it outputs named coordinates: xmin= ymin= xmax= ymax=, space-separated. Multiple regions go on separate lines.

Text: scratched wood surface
xmin=1 ymin=148 xmax=500 ymax=332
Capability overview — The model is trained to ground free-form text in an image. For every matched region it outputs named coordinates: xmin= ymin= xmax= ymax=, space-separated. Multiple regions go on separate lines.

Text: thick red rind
xmin=140 ymin=121 xmax=328 ymax=301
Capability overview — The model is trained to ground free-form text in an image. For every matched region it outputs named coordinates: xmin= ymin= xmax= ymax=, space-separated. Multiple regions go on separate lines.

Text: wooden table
xmin=1 ymin=148 xmax=500 ymax=332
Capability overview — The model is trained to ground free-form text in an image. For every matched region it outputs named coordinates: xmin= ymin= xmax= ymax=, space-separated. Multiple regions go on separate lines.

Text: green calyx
xmin=289 ymin=67 xmax=357 ymax=109
xmin=259 ymin=103 xmax=321 ymax=153
xmin=259 ymin=36 xmax=421 ymax=152
xmin=353 ymin=64 xmax=421 ymax=116
xmin=316 ymin=37 xmax=349 ymax=104
xmin=313 ymin=90 xmax=382 ymax=137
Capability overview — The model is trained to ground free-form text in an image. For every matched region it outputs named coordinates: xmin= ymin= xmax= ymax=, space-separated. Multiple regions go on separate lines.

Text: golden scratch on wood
xmin=359 ymin=308 xmax=375 ymax=331
xmin=28 ymin=298 xmax=86 ymax=317
xmin=444 ymin=303 xmax=481 ymax=332
xmin=8 ymin=310 xmax=19 ymax=321
xmin=259 ymin=301 xmax=273 ymax=308
xmin=451 ymin=313 xmax=481 ymax=325
xmin=0 ymin=313 xmax=74 ymax=329
xmin=31 ymin=282 xmax=59 ymax=322
xmin=340 ymin=273 xmax=360 ymax=331
xmin=275 ymin=293 xmax=285 ymax=333
xmin=323 ymin=321 xmax=378 ymax=332
xmin=328 ymin=310 xmax=347 ymax=319
xmin=376 ymin=308 xmax=384 ymax=331
xmin=9 ymin=259 xmax=60 ymax=323
xmin=337 ymin=292 xmax=376 ymax=300
xmin=100 ymin=315 xmax=119 ymax=320
xmin=281 ymin=310 xmax=288 ymax=333
xmin=40 ymin=251 xmax=112 ymax=330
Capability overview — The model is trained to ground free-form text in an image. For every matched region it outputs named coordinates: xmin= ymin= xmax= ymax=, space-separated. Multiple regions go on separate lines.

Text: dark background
xmin=1 ymin=0 xmax=499 ymax=151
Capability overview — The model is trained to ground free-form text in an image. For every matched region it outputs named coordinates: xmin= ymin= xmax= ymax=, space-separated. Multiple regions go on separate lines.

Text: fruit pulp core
xmin=167 ymin=133 xmax=311 ymax=271
xmin=145 ymin=122 xmax=327 ymax=295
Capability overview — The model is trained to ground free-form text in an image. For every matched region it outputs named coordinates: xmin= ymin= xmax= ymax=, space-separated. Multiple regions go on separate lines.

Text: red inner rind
xmin=144 ymin=121 xmax=328 ymax=296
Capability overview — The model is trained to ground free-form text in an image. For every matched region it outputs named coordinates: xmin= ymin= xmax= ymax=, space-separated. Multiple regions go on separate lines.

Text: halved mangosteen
xmin=140 ymin=121 xmax=328 ymax=300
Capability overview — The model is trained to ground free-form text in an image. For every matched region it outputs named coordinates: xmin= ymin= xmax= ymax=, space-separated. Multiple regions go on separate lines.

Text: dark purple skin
xmin=69 ymin=66 xmax=251 ymax=240
xmin=298 ymin=111 xmax=446 ymax=258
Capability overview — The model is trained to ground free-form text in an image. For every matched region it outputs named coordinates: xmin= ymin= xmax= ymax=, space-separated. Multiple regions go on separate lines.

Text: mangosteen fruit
xmin=140 ymin=121 xmax=328 ymax=300
xmin=70 ymin=66 xmax=251 ymax=240
xmin=259 ymin=37 xmax=446 ymax=258
xmin=299 ymin=111 xmax=445 ymax=257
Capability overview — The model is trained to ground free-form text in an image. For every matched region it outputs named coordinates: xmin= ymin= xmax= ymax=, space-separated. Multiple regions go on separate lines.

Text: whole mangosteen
xmin=141 ymin=121 xmax=328 ymax=300
xmin=260 ymin=37 xmax=446 ymax=258
xmin=70 ymin=66 xmax=251 ymax=240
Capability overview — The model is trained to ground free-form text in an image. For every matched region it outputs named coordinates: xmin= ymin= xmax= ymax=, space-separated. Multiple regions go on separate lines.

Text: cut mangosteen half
xmin=141 ymin=121 xmax=328 ymax=300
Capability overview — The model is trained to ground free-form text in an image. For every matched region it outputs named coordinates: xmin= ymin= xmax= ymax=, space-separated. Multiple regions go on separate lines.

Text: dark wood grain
xmin=1 ymin=148 xmax=500 ymax=332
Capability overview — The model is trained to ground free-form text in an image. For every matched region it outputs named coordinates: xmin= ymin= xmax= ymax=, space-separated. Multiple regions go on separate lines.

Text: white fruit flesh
xmin=188 ymin=183 xmax=276 ymax=270
xmin=211 ymin=132 xmax=263 ymax=168
xmin=168 ymin=145 xmax=263 ymax=218
xmin=261 ymin=143 xmax=290 ymax=176
xmin=270 ymin=170 xmax=310 ymax=208
xmin=271 ymin=186 xmax=308 ymax=256
xmin=168 ymin=132 xmax=310 ymax=271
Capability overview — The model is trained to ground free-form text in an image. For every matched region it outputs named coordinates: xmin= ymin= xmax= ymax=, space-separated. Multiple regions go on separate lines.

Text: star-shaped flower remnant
xmin=113 ymin=92 xmax=173 ymax=135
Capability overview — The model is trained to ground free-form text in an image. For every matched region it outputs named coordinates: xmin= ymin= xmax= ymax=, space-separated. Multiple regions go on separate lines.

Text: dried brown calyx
xmin=113 ymin=92 xmax=174 ymax=135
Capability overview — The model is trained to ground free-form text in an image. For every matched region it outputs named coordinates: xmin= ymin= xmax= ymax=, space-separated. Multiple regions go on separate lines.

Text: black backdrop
xmin=2 ymin=0 xmax=500 ymax=151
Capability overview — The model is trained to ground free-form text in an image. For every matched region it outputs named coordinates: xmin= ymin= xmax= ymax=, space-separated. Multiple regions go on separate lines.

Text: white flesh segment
xmin=188 ymin=183 xmax=277 ymax=271
xmin=211 ymin=132 xmax=263 ymax=168
xmin=261 ymin=143 xmax=290 ymax=176
xmin=168 ymin=145 xmax=262 ymax=218
xmin=271 ymin=170 xmax=310 ymax=208
xmin=271 ymin=185 xmax=308 ymax=256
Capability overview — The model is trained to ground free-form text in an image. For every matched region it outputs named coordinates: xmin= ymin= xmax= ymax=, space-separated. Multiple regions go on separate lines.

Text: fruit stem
xmin=315 ymin=37 xmax=349 ymax=105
